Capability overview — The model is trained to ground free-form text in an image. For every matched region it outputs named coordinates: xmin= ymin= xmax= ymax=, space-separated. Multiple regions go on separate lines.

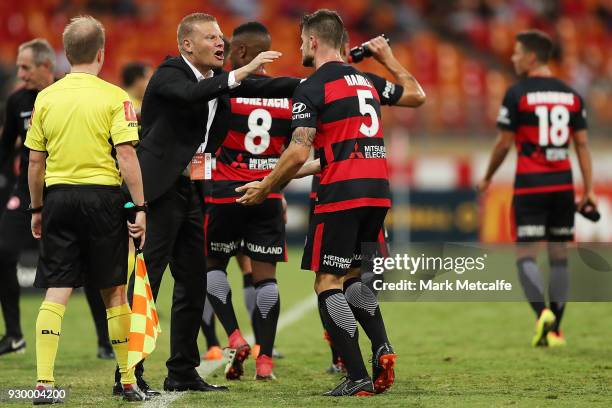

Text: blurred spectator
xmin=120 ymin=61 xmax=152 ymax=114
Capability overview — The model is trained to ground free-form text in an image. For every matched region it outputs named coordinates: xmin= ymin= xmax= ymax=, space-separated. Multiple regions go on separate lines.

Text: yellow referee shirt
xmin=25 ymin=72 xmax=139 ymax=187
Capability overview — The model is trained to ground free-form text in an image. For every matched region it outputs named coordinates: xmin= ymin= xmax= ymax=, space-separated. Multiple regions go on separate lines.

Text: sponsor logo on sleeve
xmin=123 ymin=101 xmax=138 ymax=122
xmin=292 ymin=102 xmax=311 ymax=120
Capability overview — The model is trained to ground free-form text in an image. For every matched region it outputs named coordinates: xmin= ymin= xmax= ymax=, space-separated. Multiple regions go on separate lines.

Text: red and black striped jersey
xmin=211 ymin=74 xmax=292 ymax=203
xmin=308 ymin=71 xmax=404 ymax=210
xmin=496 ymin=76 xmax=587 ymax=195
xmin=293 ymin=62 xmax=394 ymax=214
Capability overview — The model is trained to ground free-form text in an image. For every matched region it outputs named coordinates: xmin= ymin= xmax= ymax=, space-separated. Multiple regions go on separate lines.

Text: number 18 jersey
xmin=212 ymin=74 xmax=292 ymax=203
xmin=496 ymin=76 xmax=587 ymax=196
xmin=292 ymin=61 xmax=391 ymax=214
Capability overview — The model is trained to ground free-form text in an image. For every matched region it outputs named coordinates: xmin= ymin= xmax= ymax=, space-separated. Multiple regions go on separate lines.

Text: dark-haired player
xmin=295 ymin=28 xmax=425 ymax=374
xmin=120 ymin=61 xmax=152 ymax=118
xmin=204 ymin=21 xmax=292 ymax=380
xmin=237 ymin=9 xmax=407 ymax=396
xmin=478 ymin=30 xmax=596 ymax=347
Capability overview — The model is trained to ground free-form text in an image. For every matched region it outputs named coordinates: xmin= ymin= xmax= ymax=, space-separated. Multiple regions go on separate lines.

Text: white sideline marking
xmin=141 ymin=294 xmax=317 ymax=408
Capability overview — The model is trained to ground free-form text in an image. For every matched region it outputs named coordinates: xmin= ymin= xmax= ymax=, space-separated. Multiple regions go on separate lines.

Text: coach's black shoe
xmin=0 ymin=335 xmax=26 ymax=356
xmin=323 ymin=377 xmax=374 ymax=396
xmin=96 ymin=345 xmax=115 ymax=360
xmin=163 ymin=376 xmax=228 ymax=392
xmin=371 ymin=342 xmax=396 ymax=394
xmin=32 ymin=384 xmax=64 ymax=405
xmin=122 ymin=383 xmax=149 ymax=402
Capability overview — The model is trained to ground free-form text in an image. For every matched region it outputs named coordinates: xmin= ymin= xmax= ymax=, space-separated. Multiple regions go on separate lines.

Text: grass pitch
xmin=1 ymin=247 xmax=612 ymax=407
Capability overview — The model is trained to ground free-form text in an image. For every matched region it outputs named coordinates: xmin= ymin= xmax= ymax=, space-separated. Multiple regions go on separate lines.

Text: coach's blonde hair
xmin=177 ymin=13 xmax=217 ymax=53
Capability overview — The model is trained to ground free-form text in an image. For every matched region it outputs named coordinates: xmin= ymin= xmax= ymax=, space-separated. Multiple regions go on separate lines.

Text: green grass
xmin=2 ymin=247 xmax=612 ymax=407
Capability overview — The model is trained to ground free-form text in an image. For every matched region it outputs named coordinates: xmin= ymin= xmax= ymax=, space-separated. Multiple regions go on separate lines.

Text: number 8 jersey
xmin=211 ymin=74 xmax=293 ymax=203
xmin=292 ymin=61 xmax=391 ymax=214
xmin=496 ymin=76 xmax=587 ymax=196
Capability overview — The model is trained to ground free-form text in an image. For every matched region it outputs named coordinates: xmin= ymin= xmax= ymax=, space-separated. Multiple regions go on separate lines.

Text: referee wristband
xmin=133 ymin=202 xmax=148 ymax=214
xmin=27 ymin=204 xmax=43 ymax=214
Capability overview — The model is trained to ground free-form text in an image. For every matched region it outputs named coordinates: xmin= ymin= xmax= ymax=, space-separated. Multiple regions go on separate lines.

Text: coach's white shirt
xmin=181 ymin=55 xmax=239 ymax=174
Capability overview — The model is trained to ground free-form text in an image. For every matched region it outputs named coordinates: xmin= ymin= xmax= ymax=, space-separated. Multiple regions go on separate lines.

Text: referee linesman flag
xmin=125 ymin=202 xmax=161 ymax=369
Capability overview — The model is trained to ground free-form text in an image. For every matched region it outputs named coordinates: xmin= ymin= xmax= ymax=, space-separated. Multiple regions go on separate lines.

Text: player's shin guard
xmin=253 ymin=279 xmax=280 ymax=358
xmin=206 ymin=268 xmax=240 ymax=336
xmin=343 ymin=277 xmax=389 ymax=350
xmin=317 ymin=289 xmax=368 ymax=381
xmin=106 ymin=303 xmax=136 ymax=385
xmin=36 ymin=301 xmax=65 ymax=384
xmin=549 ymin=259 xmax=569 ymax=332
xmin=517 ymin=257 xmax=546 ymax=316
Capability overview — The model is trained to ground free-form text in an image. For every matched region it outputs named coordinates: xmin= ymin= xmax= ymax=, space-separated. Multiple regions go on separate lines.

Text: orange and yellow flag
xmin=127 ymin=252 xmax=161 ymax=369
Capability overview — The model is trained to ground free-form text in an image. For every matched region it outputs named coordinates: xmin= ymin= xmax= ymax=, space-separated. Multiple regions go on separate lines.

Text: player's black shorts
xmin=512 ymin=190 xmax=575 ymax=242
xmin=0 ymin=185 xmax=36 ymax=260
xmin=35 ymin=185 xmax=129 ymax=289
xmin=205 ymin=199 xmax=286 ymax=263
xmin=302 ymin=206 xmax=388 ymax=276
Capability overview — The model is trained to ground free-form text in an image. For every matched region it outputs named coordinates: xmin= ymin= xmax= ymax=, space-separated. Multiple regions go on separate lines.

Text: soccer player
xmin=205 ymin=21 xmax=292 ymax=380
xmin=296 ymin=29 xmax=426 ymax=374
xmin=25 ymin=16 xmax=147 ymax=402
xmin=237 ymin=9 xmax=398 ymax=396
xmin=0 ymin=39 xmax=115 ymax=361
xmin=478 ymin=30 xmax=596 ymax=347
xmin=120 ymin=61 xmax=152 ymax=117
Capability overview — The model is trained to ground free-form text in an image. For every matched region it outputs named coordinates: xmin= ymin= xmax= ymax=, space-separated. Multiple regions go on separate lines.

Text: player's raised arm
xmin=365 ymin=35 xmax=426 ymax=107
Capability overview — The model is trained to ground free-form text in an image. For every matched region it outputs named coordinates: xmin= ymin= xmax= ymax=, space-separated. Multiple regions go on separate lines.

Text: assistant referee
xmin=24 ymin=16 xmax=148 ymax=403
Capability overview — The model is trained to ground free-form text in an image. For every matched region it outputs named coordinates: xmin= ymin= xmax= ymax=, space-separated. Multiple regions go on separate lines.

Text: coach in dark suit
xmin=116 ymin=13 xmax=299 ymax=394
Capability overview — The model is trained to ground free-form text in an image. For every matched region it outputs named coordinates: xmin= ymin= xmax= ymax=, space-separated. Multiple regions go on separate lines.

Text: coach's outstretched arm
xmin=367 ymin=36 xmax=426 ymax=107
xmin=236 ymin=127 xmax=315 ymax=205
xmin=155 ymin=51 xmax=282 ymax=103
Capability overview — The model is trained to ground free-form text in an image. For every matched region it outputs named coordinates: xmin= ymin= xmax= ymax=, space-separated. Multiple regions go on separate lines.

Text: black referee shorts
xmin=35 ymin=185 xmax=129 ymax=289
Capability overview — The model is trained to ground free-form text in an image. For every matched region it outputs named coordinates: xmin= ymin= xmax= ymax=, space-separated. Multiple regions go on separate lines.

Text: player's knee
xmin=314 ymin=272 xmax=343 ymax=294
xmin=207 ymin=256 xmax=229 ymax=270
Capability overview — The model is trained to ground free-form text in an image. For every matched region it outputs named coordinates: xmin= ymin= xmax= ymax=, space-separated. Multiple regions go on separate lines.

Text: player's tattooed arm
xmin=291 ymin=127 xmax=316 ymax=147
xmin=237 ymin=127 xmax=313 ymax=205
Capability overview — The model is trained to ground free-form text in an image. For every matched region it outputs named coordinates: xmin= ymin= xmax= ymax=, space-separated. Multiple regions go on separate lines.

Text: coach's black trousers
xmin=141 ymin=177 xmax=207 ymax=380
